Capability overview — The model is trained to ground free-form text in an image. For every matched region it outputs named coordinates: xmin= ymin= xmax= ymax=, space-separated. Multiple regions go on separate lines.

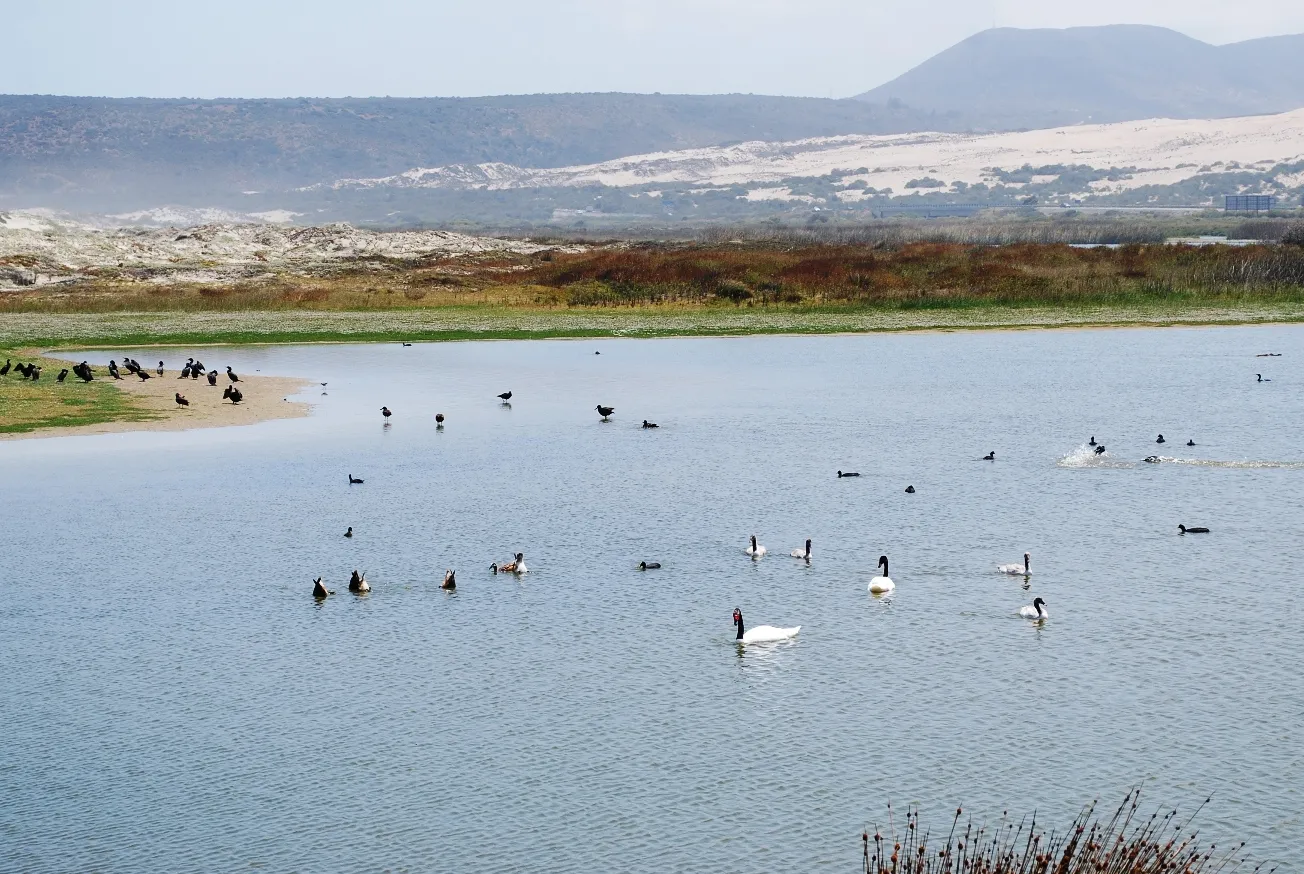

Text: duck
xmin=175 ymin=393 xmax=189 ymax=407
xmin=744 ymin=535 xmax=767 ymax=558
xmin=226 ymin=366 xmax=239 ymax=383
xmin=441 ymin=570 xmax=456 ymax=590
xmin=1178 ymin=524 xmax=1210 ymax=534
xmin=1186 ymin=439 xmax=1195 ymax=447
xmin=1094 ymin=445 xmax=1106 ymax=455
xmin=638 ymin=561 xmax=661 ymax=570
xmin=344 ymin=527 xmax=353 ymax=537
xmin=381 ymin=406 xmax=392 ymax=422
xmin=1257 ymin=374 xmax=1270 ymax=382
xmin=312 ymin=577 xmax=334 ymax=598
xmin=1019 ymin=597 xmax=1048 ymax=620
xmin=498 ymin=391 xmax=513 ymax=402
xmin=348 ymin=570 xmax=370 ymax=593
xmin=904 ymin=485 xmax=915 ymax=493
xmin=1155 ymin=434 xmax=1165 ymax=444
xmin=595 ymin=405 xmax=615 ymax=420
xmin=982 ymin=451 xmax=996 ymax=461
xmin=790 ymin=539 xmax=812 ymax=560
xmin=1088 ymin=436 xmax=1097 ymax=446
xmin=492 ymin=553 xmax=528 ymax=574
xmin=732 ymin=608 xmax=799 ymax=644
xmin=837 ymin=470 xmax=861 ymax=478
xmin=869 ymin=555 xmax=895 ymax=593
xmin=641 ymin=420 xmax=659 ymax=428
xmin=348 ymin=474 xmax=364 ymax=484
xmin=998 ymin=553 xmax=1030 ymax=575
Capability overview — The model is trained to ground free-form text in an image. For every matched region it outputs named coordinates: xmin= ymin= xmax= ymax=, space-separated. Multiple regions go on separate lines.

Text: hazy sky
xmin=6 ymin=0 xmax=1304 ymax=99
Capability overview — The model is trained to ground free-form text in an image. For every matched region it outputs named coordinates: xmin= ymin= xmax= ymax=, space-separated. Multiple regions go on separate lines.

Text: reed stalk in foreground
xmin=861 ymin=789 xmax=1271 ymax=874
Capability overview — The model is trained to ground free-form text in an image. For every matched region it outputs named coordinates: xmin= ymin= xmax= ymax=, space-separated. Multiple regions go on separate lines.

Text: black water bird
xmin=595 ymin=405 xmax=615 ymax=420
xmin=1257 ymin=373 xmax=1270 ymax=382
xmin=1088 ymin=436 xmax=1096 ymax=446
xmin=441 ymin=570 xmax=456 ymax=590
xmin=349 ymin=474 xmax=364 ymax=484
xmin=312 ymin=578 xmax=334 ymax=598
xmin=0 ymin=359 xmax=9 ymax=376
xmin=207 ymin=370 xmax=218 ymax=385
xmin=1156 ymin=434 xmax=1165 ymax=444
xmin=402 ymin=342 xmax=412 ymax=347
xmin=29 ymin=366 xmax=40 ymax=381
xmin=175 ymin=393 xmax=189 ymax=407
xmin=193 ymin=359 xmax=205 ymax=373
xmin=222 ymin=385 xmax=243 ymax=404
xmin=1256 ymin=353 xmax=1281 ymax=357
xmin=982 ymin=451 xmax=996 ymax=461
xmin=109 ymin=360 xmax=122 ymax=379
xmin=1144 ymin=456 xmax=1161 ymax=463
xmin=638 ymin=561 xmax=661 ymax=570
xmin=344 ymin=527 xmax=353 ymax=537
xmin=641 ymin=420 xmax=658 ymax=428
xmin=837 ymin=470 xmax=861 ymax=478
xmin=75 ymin=362 xmax=94 ymax=382
xmin=905 ymin=485 xmax=915 ymax=493
xmin=1094 ymin=445 xmax=1106 ymax=455
xmin=156 ymin=361 xmax=164 ymax=376
xmin=136 ymin=369 xmax=151 ymax=380
xmin=226 ymin=366 xmax=239 ymax=383
xmin=498 ymin=391 xmax=513 ymax=402
xmin=381 ymin=406 xmax=392 ymax=422
xmin=56 ymin=368 xmax=68 ymax=383
xmin=180 ymin=365 xmax=192 ymax=379
xmin=1186 ymin=439 xmax=1196 ymax=446
xmin=435 ymin=413 xmax=445 ymax=426
xmin=1178 ymin=524 xmax=1210 ymax=534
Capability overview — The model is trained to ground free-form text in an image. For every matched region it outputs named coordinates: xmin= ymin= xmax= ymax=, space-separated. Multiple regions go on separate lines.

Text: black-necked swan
xmin=869 ymin=555 xmax=895 ymax=593
xmin=1178 ymin=524 xmax=1210 ymax=534
xmin=1019 ymin=597 xmax=1048 ymax=620
xmin=441 ymin=570 xmax=456 ymax=590
xmin=638 ymin=561 xmax=661 ymax=570
xmin=744 ymin=535 xmax=767 ymax=558
xmin=790 ymin=539 xmax=812 ymax=560
xmin=998 ymin=553 xmax=1030 ymax=575
xmin=348 ymin=570 xmax=370 ymax=593
xmin=312 ymin=577 xmax=334 ymax=598
xmin=733 ymin=608 xmax=799 ymax=643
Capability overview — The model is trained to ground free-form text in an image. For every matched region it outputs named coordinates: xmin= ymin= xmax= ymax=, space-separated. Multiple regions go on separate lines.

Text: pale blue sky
xmin=6 ymin=0 xmax=1304 ymax=99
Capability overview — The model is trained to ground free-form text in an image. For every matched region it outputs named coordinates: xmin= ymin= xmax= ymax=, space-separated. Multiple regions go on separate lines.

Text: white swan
xmin=1019 ymin=597 xmax=1048 ymax=620
xmin=733 ymin=608 xmax=799 ymax=643
xmin=744 ymin=535 xmax=767 ymax=558
xmin=790 ymin=538 xmax=812 ymax=560
xmin=998 ymin=552 xmax=1030 ymax=575
xmin=868 ymin=554 xmax=895 ymax=593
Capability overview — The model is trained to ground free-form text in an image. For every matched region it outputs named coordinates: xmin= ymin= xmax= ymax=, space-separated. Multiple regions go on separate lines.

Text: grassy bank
xmin=0 ymin=350 xmax=157 ymax=434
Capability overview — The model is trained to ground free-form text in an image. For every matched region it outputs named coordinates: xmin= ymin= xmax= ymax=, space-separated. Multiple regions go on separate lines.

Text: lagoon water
xmin=2 ymin=326 xmax=1302 ymax=871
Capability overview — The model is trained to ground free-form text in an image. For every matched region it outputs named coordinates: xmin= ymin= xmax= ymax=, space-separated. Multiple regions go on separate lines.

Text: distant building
xmin=1224 ymin=194 xmax=1275 ymax=213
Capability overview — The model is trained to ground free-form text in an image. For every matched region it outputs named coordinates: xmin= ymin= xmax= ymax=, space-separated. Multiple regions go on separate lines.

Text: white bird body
xmin=741 ymin=625 xmax=801 ymax=643
xmin=998 ymin=553 xmax=1031 ymax=575
xmin=868 ymin=554 xmax=895 ymax=593
xmin=1019 ymin=597 xmax=1048 ymax=620
xmin=790 ymin=539 xmax=812 ymax=560
xmin=744 ymin=535 xmax=767 ymax=557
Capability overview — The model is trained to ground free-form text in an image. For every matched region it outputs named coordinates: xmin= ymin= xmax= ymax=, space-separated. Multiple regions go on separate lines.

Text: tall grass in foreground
xmin=861 ymin=790 xmax=1271 ymax=874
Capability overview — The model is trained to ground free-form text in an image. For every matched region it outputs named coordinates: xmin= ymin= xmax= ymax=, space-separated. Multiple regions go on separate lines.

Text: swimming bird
xmin=1256 ymin=353 xmax=1282 ymax=357
xmin=1144 ymin=455 xmax=1161 ymax=463
xmin=207 ymin=370 xmax=218 ymax=385
xmin=837 ymin=470 xmax=860 ymax=478
xmin=175 ymin=393 xmax=189 ymax=407
xmin=498 ymin=391 xmax=513 ymax=402
xmin=1257 ymin=373 xmax=1271 ymax=382
xmin=1094 ymin=445 xmax=1106 ymax=455
xmin=348 ymin=570 xmax=370 ymax=593
xmin=344 ymin=527 xmax=353 ymax=537
xmin=732 ymin=608 xmax=799 ymax=644
xmin=312 ymin=577 xmax=334 ymax=598
xmin=1156 ymin=434 xmax=1165 ymax=444
xmin=595 ymin=405 xmax=615 ymax=420
xmin=108 ymin=360 xmax=122 ymax=380
xmin=435 ymin=413 xmax=445 ymax=426
xmin=381 ymin=406 xmax=392 ymax=422
xmin=905 ymin=485 xmax=915 ymax=493
xmin=441 ymin=570 xmax=456 ymax=590
xmin=869 ymin=555 xmax=895 ymax=593
xmin=1178 ymin=524 xmax=1210 ymax=534
xmin=790 ymin=539 xmax=812 ymax=560
xmin=156 ymin=361 xmax=164 ymax=376
xmin=402 ymin=342 xmax=412 ymax=347
xmin=493 ymin=553 xmax=528 ymax=574
xmin=744 ymin=535 xmax=767 ymax=558
xmin=222 ymin=385 xmax=242 ymax=404
xmin=998 ymin=553 xmax=1030 ymax=575
xmin=1019 ymin=597 xmax=1048 ymax=621
xmin=638 ymin=561 xmax=661 ymax=570
xmin=226 ymin=366 xmax=239 ymax=383
xmin=348 ymin=474 xmax=364 ymax=484
xmin=1088 ymin=436 xmax=1096 ymax=446
xmin=641 ymin=420 xmax=659 ymax=428
xmin=56 ymin=368 xmax=68 ymax=383
xmin=982 ymin=451 xmax=995 ymax=461
xmin=1186 ymin=439 xmax=1196 ymax=447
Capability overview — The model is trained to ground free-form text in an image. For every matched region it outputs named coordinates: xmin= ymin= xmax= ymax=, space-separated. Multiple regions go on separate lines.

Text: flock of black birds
xmin=1 ymin=355 xmax=248 ymax=407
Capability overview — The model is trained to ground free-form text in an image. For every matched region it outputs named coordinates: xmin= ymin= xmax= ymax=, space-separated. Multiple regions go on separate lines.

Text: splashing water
xmin=1057 ymin=444 xmax=1134 ymax=469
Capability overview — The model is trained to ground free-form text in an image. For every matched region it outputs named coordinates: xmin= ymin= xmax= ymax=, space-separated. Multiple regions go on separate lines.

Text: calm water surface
xmin=2 ymin=326 xmax=1302 ymax=872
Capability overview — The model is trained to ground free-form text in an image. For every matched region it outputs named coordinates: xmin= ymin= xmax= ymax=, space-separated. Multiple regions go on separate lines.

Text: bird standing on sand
xmin=226 ymin=366 xmax=239 ymax=383
xmin=595 ymin=405 xmax=615 ymax=420
xmin=498 ymin=391 xmax=513 ymax=403
xmin=109 ymin=360 xmax=122 ymax=380
xmin=136 ymin=369 xmax=151 ymax=380
xmin=207 ymin=370 xmax=218 ymax=385
xmin=381 ymin=406 xmax=392 ymax=423
xmin=175 ymin=393 xmax=189 ymax=407
xmin=156 ymin=361 xmax=164 ymax=376
xmin=222 ymin=385 xmax=243 ymax=404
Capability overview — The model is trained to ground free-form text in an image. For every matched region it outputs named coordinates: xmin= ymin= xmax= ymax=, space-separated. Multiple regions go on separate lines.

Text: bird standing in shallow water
xmin=381 ymin=406 xmax=392 ymax=423
xmin=435 ymin=413 xmax=445 ymax=427
xmin=498 ymin=391 xmax=513 ymax=403
xmin=595 ymin=405 xmax=615 ymax=420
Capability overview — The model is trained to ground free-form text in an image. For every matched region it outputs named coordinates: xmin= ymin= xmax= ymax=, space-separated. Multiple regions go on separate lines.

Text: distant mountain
xmin=0 ymin=93 xmax=949 ymax=211
xmin=855 ymin=25 xmax=1304 ymax=129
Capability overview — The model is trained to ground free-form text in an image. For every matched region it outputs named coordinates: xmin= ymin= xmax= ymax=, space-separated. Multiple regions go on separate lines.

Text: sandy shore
xmin=0 ymin=366 xmax=312 ymax=441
